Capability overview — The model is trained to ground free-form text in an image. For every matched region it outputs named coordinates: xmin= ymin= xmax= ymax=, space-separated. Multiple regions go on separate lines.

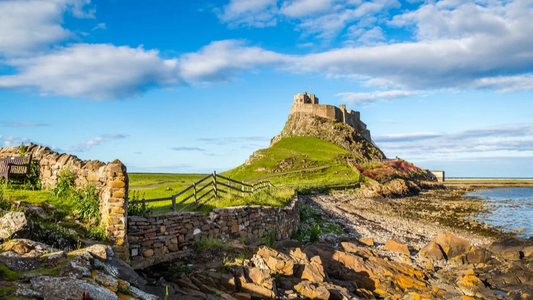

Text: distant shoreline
xmin=445 ymin=178 xmax=533 ymax=187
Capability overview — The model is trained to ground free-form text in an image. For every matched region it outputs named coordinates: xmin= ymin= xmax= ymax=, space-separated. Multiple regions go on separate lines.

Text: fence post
xmin=172 ymin=195 xmax=176 ymax=212
xmin=213 ymin=170 xmax=217 ymax=199
xmin=241 ymin=181 xmax=244 ymax=197
xmin=228 ymin=177 xmax=231 ymax=196
xmin=193 ymin=182 xmax=197 ymax=207
xmin=142 ymin=197 xmax=146 ymax=214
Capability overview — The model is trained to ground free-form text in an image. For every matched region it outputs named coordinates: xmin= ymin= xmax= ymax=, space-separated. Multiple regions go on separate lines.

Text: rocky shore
xmin=2 ymin=188 xmax=532 ymax=299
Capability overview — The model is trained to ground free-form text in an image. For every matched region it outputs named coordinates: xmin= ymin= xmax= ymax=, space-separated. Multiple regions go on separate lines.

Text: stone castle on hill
xmin=291 ymin=92 xmax=372 ymax=141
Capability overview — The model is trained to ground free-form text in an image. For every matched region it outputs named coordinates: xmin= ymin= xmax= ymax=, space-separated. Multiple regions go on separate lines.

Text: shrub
xmin=127 ymin=190 xmax=151 ymax=217
xmin=51 ymin=169 xmax=100 ymax=223
xmin=85 ymin=225 xmax=108 ymax=242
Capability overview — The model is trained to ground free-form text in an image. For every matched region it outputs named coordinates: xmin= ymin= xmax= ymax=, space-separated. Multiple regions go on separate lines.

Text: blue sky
xmin=1 ymin=0 xmax=532 ymax=177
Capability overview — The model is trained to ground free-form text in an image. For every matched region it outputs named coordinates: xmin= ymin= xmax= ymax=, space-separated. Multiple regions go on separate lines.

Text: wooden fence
xmin=129 ymin=171 xmax=275 ymax=214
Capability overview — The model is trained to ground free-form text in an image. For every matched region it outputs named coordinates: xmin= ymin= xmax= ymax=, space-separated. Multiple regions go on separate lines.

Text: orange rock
xmin=433 ymin=232 xmax=472 ymax=259
xmin=385 ymin=239 xmax=410 ymax=255
xmin=359 ymin=238 xmax=375 ymax=246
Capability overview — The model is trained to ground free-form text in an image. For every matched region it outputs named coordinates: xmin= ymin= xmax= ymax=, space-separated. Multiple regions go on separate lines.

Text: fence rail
xmin=129 ymin=171 xmax=275 ymax=214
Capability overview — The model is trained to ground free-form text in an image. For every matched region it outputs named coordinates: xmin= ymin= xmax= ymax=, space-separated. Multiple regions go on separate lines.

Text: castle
xmin=291 ymin=92 xmax=372 ymax=141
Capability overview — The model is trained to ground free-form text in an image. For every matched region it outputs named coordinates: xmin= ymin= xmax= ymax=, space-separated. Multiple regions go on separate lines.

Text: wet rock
xmin=0 ymin=211 xmax=32 ymax=241
xmin=433 ymin=232 xmax=472 ymax=259
xmin=385 ymin=239 xmax=410 ymax=255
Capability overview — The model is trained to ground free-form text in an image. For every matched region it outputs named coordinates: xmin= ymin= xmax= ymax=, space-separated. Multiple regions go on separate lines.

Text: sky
xmin=0 ymin=0 xmax=532 ymax=177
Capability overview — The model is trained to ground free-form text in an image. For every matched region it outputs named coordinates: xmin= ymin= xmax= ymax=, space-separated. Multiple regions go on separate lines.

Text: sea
xmin=465 ymin=187 xmax=533 ymax=238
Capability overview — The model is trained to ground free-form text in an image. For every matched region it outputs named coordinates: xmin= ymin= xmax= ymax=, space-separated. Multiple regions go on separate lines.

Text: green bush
xmin=85 ymin=225 xmax=108 ymax=242
xmin=127 ymin=190 xmax=151 ymax=217
xmin=51 ymin=170 xmax=100 ymax=223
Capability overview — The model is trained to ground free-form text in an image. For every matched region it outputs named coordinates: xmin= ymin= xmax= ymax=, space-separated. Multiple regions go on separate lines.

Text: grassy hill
xmin=223 ymin=136 xmax=361 ymax=188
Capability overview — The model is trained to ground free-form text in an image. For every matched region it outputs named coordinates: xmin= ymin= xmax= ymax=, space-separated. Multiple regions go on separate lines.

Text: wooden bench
xmin=0 ymin=155 xmax=33 ymax=185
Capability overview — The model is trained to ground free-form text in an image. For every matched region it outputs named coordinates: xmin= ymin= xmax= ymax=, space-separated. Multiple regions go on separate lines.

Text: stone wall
xmin=430 ymin=171 xmax=445 ymax=183
xmin=0 ymin=144 xmax=129 ymax=260
xmin=127 ymin=195 xmax=300 ymax=269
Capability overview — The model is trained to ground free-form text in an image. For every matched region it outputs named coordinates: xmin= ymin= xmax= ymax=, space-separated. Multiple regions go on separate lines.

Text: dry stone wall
xmin=0 ymin=144 xmax=129 ymax=260
xmin=127 ymin=196 xmax=300 ymax=269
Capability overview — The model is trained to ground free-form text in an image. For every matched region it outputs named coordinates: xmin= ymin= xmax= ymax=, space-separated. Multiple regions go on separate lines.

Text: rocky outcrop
xmin=1 ymin=239 xmax=158 ymax=300
xmin=270 ymin=113 xmax=385 ymax=162
xmin=0 ymin=211 xmax=32 ymax=241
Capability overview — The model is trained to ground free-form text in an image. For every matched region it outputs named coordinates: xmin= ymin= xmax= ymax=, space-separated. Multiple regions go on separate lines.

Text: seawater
xmin=466 ymin=187 xmax=533 ymax=237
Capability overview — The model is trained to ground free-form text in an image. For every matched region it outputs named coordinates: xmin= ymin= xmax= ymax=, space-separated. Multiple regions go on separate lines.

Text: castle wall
xmin=290 ymin=104 xmax=343 ymax=123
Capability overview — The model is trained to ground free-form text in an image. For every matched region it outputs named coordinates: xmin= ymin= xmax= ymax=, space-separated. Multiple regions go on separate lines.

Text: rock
xmin=130 ymin=285 xmax=159 ymax=300
xmin=0 ymin=239 xmax=56 ymax=271
xmin=60 ymin=251 xmax=93 ymax=279
xmin=240 ymin=282 xmax=276 ymax=299
xmin=419 ymin=241 xmax=446 ymax=262
xmin=143 ymin=249 xmax=154 ymax=258
xmin=109 ymin=256 xmax=147 ymax=289
xmin=341 ymin=241 xmax=374 ymax=257
xmin=0 ymin=212 xmax=33 ymax=241
xmin=456 ymin=271 xmax=496 ymax=300
xmin=359 ymin=238 xmax=374 ymax=246
xmin=25 ymin=205 xmax=50 ymax=219
xmin=30 ymin=275 xmax=119 ymax=300
xmin=294 ymin=280 xmax=330 ymax=300
xmin=246 ymin=267 xmax=271 ymax=286
xmin=490 ymin=236 xmax=533 ymax=260
xmin=70 ymin=244 xmax=114 ymax=261
xmin=433 ymin=232 xmax=472 ymax=259
xmin=384 ymin=239 xmax=410 ymax=255
xmin=256 ymin=246 xmax=294 ymax=276
xmin=450 ymin=247 xmax=493 ymax=266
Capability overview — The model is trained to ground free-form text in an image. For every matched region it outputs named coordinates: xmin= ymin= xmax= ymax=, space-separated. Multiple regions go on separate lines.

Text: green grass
xmin=223 ymin=136 xmax=360 ymax=187
xmin=0 ymin=265 xmax=22 ymax=281
xmin=129 ymin=173 xmax=207 ymax=188
xmin=128 ymin=137 xmax=361 ymax=214
xmin=196 ymin=187 xmax=294 ymax=214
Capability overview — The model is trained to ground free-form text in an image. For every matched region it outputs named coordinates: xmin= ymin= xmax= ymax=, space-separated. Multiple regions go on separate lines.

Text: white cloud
xmin=65 ymin=133 xmax=127 ymax=152
xmin=471 ymin=75 xmax=533 ymax=93
xmin=0 ymin=44 xmax=182 ymax=100
xmin=178 ymin=40 xmax=287 ymax=83
xmin=280 ymin=0 xmax=335 ymax=18
xmin=0 ymin=0 xmax=95 ymax=56
xmin=216 ymin=0 xmax=279 ymax=27
xmin=92 ymin=23 xmax=106 ymax=31
xmin=336 ymin=90 xmax=423 ymax=103
xmin=0 ymin=135 xmax=29 ymax=148
xmin=375 ymin=125 xmax=533 ymax=161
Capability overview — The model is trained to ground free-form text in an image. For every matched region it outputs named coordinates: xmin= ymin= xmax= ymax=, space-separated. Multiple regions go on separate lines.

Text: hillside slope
xmin=223 ymin=136 xmax=361 ymax=187
xmin=271 ymin=111 xmax=386 ymax=162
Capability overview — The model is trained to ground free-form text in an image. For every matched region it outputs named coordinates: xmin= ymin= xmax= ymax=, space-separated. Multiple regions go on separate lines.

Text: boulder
xmin=489 ymin=236 xmax=533 ymax=260
xmin=0 ymin=239 xmax=57 ymax=271
xmin=0 ymin=211 xmax=33 ymax=241
xmin=294 ymin=281 xmax=330 ymax=300
xmin=433 ymin=232 xmax=472 ymax=259
xmin=455 ymin=271 xmax=496 ymax=300
xmin=419 ymin=242 xmax=445 ymax=262
xmin=256 ymin=246 xmax=294 ymax=276
xmin=384 ymin=239 xmax=410 ymax=255
xmin=450 ymin=247 xmax=493 ymax=266
xmin=30 ymin=275 xmax=119 ymax=300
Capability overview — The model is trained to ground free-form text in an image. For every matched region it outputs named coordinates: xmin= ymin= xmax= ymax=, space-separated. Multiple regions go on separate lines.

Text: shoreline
xmin=445 ymin=179 xmax=533 ymax=188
